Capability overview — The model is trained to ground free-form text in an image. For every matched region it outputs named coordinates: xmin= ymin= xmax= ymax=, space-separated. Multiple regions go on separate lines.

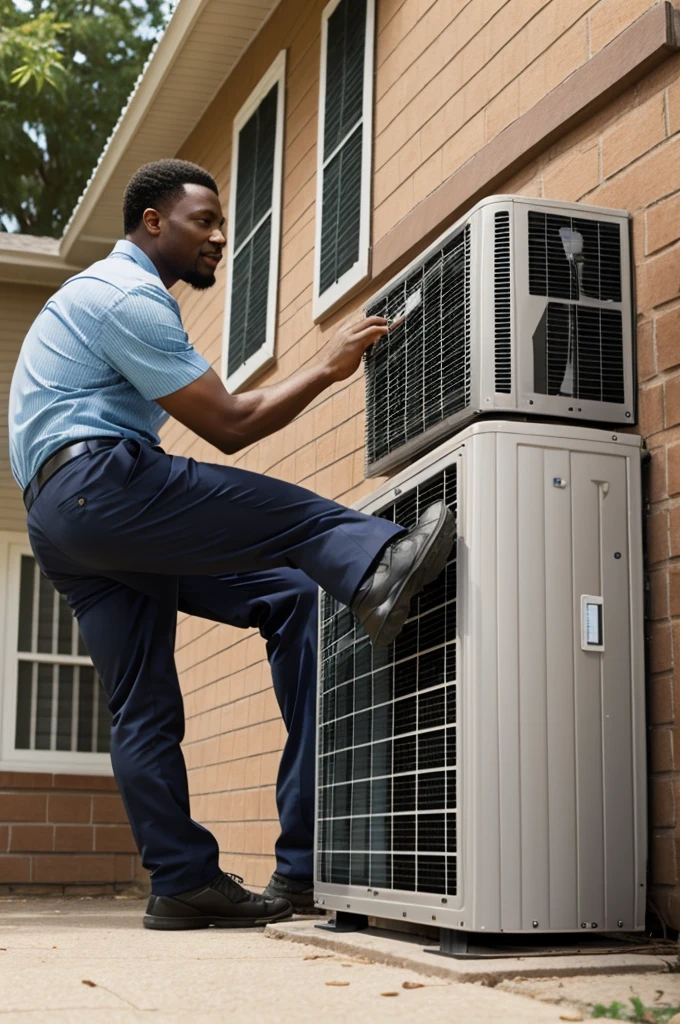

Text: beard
xmin=181 ymin=269 xmax=217 ymax=290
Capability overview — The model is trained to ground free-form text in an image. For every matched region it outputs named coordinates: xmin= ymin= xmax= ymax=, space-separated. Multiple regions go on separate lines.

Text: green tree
xmin=0 ymin=0 xmax=174 ymax=236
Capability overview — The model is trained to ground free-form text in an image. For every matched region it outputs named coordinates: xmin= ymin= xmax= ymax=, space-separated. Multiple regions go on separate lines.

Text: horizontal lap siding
xmin=0 ymin=285 xmax=52 ymax=534
xmin=168 ymin=0 xmax=679 ymax=915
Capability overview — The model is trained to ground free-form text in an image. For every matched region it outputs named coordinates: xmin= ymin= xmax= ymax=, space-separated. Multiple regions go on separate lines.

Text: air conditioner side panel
xmin=467 ymin=430 xmax=645 ymax=933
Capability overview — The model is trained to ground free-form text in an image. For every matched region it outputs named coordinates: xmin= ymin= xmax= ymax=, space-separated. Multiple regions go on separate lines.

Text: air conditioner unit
xmin=364 ymin=196 xmax=635 ymax=477
xmin=315 ymin=420 xmax=646 ymax=951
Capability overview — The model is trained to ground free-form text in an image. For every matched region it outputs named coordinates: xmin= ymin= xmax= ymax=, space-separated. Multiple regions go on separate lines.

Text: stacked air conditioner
xmin=315 ymin=196 xmax=647 ymax=951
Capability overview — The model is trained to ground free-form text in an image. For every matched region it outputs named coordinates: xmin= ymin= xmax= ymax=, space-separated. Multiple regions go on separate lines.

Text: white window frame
xmin=313 ymin=0 xmax=376 ymax=320
xmin=221 ymin=49 xmax=287 ymax=393
xmin=0 ymin=532 xmax=112 ymax=775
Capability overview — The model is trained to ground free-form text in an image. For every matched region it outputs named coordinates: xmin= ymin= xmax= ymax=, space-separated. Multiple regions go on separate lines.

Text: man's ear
xmin=142 ymin=207 xmax=162 ymax=236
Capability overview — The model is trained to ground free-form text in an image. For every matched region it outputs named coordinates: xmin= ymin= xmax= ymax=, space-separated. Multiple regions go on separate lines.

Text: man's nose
xmin=210 ymin=228 xmax=226 ymax=247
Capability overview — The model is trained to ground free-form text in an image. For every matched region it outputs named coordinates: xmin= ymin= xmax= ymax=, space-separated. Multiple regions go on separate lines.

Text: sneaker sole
xmin=368 ymin=505 xmax=455 ymax=647
xmin=142 ymin=904 xmax=293 ymax=930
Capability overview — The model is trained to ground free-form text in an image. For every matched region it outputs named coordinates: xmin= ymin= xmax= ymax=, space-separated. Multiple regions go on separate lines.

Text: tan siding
xmin=0 ymin=285 xmax=52 ymax=533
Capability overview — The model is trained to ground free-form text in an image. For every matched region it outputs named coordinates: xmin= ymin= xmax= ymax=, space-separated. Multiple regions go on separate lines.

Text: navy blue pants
xmin=27 ymin=439 xmax=402 ymax=896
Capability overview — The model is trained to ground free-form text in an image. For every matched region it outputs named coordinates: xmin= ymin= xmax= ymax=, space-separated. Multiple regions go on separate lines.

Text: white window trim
xmin=0 ymin=532 xmax=112 ymax=775
xmin=221 ymin=49 xmax=287 ymax=393
xmin=313 ymin=0 xmax=376 ymax=321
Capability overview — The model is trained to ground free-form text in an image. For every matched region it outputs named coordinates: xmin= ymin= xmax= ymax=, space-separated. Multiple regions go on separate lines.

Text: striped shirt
xmin=9 ymin=240 xmax=210 ymax=489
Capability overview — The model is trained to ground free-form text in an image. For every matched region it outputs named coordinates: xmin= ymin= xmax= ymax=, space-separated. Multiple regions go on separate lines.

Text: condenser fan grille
xmin=317 ymin=468 xmax=458 ymax=896
xmin=528 ymin=211 xmax=622 ymax=302
xmin=533 ymin=303 xmax=625 ymax=403
xmin=364 ymin=228 xmax=471 ymax=468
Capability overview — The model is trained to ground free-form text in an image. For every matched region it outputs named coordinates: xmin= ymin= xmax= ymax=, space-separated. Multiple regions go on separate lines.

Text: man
xmin=9 ymin=159 xmax=454 ymax=930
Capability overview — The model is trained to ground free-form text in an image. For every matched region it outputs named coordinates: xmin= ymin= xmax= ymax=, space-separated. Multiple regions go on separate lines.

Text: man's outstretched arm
xmin=157 ymin=316 xmax=392 ymax=455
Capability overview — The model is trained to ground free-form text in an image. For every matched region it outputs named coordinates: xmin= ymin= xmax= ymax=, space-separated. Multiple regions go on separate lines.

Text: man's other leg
xmin=178 ymin=568 xmax=318 ymax=887
xmin=53 ymin=572 xmax=221 ymax=896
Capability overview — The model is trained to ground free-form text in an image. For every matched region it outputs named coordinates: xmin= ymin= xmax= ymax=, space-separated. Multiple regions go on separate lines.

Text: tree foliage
xmin=0 ymin=1 xmax=173 ymax=236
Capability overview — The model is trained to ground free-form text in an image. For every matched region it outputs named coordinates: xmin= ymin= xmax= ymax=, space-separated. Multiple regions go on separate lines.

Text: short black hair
xmin=122 ymin=159 xmax=218 ymax=234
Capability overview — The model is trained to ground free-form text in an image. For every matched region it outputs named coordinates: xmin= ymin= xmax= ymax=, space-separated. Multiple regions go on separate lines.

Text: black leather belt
xmin=23 ymin=437 xmax=164 ymax=513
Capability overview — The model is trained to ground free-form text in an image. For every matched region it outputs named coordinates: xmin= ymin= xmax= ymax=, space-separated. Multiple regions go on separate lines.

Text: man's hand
xmin=321 ymin=315 xmax=394 ymax=383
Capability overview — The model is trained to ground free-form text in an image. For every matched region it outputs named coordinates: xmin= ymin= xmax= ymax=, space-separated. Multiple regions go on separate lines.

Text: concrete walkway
xmin=0 ymin=897 xmax=678 ymax=1023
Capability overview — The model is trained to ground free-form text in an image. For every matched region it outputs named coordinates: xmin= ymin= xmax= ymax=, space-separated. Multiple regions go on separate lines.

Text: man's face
xmin=157 ymin=183 xmax=226 ymax=290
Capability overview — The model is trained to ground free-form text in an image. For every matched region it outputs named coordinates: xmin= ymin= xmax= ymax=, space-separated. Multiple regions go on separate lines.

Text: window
xmin=313 ymin=0 xmax=375 ymax=318
xmin=0 ymin=534 xmax=112 ymax=773
xmin=222 ymin=50 xmax=287 ymax=392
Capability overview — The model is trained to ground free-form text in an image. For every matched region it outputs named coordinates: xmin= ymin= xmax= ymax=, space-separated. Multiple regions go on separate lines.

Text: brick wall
xmin=153 ymin=0 xmax=680 ymax=923
xmin=0 ymin=772 xmax=141 ymax=894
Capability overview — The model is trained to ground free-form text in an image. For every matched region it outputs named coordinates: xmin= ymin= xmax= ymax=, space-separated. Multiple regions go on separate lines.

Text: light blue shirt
xmin=9 ymin=240 xmax=210 ymax=489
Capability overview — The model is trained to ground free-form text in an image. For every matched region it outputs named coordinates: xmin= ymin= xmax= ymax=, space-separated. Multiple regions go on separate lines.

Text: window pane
xmin=324 ymin=0 xmax=367 ymax=158
xmin=56 ymin=665 xmax=74 ymax=752
xmin=35 ymin=663 xmax=54 ymax=750
xmin=37 ymin=572 xmax=55 ymax=654
xmin=228 ymin=216 xmax=272 ymax=375
xmin=58 ymin=590 xmax=74 ymax=655
xmin=14 ymin=661 xmax=33 ymax=749
xmin=320 ymin=127 xmax=362 ymax=293
xmin=17 ymin=556 xmax=34 ymax=652
xmin=234 ymin=83 xmax=278 ymax=250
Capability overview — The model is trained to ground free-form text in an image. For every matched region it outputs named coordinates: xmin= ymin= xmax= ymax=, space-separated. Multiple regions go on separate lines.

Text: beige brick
xmin=656 ymin=307 xmax=680 ymax=371
xmin=602 ymin=93 xmax=666 ymax=179
xmin=32 ymin=854 xmax=115 ymax=884
xmin=650 ymin=567 xmax=669 ymax=619
xmin=666 ymin=376 xmax=680 ymax=430
xmin=650 ymin=727 xmax=674 ymax=771
xmin=650 ymin=621 xmax=673 ymax=674
xmin=648 ymin=675 xmax=674 ymax=726
xmin=651 ymin=777 xmax=676 ymax=829
xmin=543 ymin=143 xmax=600 ymax=203
xmin=647 ymin=510 xmax=669 ymax=565
xmin=637 ymin=319 xmax=655 ymax=381
xmin=586 ymin=137 xmax=680 ymax=214
xmin=648 ymin=446 xmax=667 ymax=501
xmin=670 ymin=505 xmax=680 ymax=557
xmin=638 ymin=381 xmax=663 ymax=436
xmin=589 ymin=0 xmax=658 ymax=53
xmin=650 ymin=833 xmax=677 ymax=886
xmin=647 ymin=194 xmax=680 ymax=256
xmin=637 ymin=246 xmax=680 ymax=313
xmin=669 ymin=443 xmax=680 ymax=495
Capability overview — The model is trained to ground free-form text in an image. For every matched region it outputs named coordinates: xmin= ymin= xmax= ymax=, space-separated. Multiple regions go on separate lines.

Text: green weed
xmin=591 ymin=997 xmax=680 ymax=1021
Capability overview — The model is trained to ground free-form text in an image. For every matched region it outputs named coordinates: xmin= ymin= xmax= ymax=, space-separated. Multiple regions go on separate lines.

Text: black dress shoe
xmin=351 ymin=501 xmax=455 ymax=647
xmin=143 ymin=871 xmax=293 ymax=930
xmin=262 ymin=871 xmax=321 ymax=914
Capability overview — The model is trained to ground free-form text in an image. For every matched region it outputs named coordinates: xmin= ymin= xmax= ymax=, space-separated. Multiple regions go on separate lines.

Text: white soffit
xmin=60 ymin=0 xmax=281 ymax=268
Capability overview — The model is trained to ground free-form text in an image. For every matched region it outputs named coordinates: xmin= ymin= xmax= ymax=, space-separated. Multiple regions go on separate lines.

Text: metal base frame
xmin=315 ymin=911 xmax=369 ymax=934
xmin=428 ymin=929 xmax=637 ymax=960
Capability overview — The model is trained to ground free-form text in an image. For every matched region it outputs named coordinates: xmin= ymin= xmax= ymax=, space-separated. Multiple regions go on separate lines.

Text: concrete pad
xmin=0 ymin=896 xmax=607 ymax=1023
xmin=266 ymin=918 xmax=670 ymax=984
xmin=498 ymin=972 xmax=680 ymax=1021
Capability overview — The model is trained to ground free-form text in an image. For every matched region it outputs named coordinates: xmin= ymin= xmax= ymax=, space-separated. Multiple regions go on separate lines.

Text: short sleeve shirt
xmin=9 ymin=240 xmax=210 ymax=489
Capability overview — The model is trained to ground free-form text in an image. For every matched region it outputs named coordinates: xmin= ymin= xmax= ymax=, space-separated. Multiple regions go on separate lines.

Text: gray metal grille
xmin=364 ymin=228 xmax=471 ymax=470
xmin=532 ymin=303 xmax=625 ymax=404
xmin=494 ymin=211 xmax=512 ymax=393
xmin=528 ymin=211 xmax=622 ymax=302
xmin=317 ymin=467 xmax=458 ymax=896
